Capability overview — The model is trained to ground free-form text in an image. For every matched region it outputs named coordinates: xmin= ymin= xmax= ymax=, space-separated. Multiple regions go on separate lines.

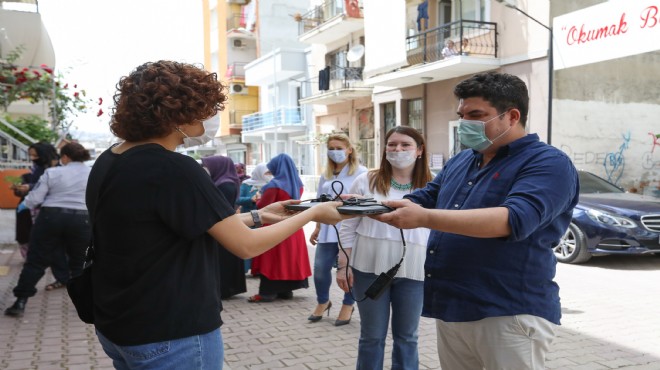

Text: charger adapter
xmin=365 ymin=272 xmax=394 ymax=300
xmin=364 ymin=264 xmax=401 ymax=300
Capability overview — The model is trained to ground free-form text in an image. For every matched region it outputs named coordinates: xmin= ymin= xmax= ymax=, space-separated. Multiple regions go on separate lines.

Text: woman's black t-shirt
xmin=86 ymin=144 xmax=236 ymax=346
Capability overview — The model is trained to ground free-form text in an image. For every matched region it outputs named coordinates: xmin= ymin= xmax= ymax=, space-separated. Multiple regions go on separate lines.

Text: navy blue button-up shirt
xmin=406 ymin=134 xmax=578 ymax=325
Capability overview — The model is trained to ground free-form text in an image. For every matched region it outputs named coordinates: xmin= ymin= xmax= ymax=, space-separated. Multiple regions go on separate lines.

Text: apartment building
xmin=295 ymin=0 xmax=549 ymax=172
xmin=202 ymin=0 xmax=315 ymax=175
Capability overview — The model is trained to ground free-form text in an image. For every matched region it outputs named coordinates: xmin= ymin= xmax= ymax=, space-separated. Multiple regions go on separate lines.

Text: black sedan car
xmin=554 ymin=171 xmax=660 ymax=264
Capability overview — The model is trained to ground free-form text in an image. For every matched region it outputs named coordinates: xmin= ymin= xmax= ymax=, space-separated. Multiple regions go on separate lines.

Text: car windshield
xmin=579 ymin=171 xmax=624 ymax=194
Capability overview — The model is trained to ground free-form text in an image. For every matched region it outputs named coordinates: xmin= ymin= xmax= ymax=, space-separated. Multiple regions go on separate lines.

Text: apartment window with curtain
xmin=454 ymin=0 xmax=487 ymax=21
xmin=383 ymin=102 xmax=396 ymax=135
xmin=407 ymin=99 xmax=424 ymax=134
xmin=358 ymin=108 xmax=375 ymax=169
xmin=327 ymin=48 xmax=348 ymax=80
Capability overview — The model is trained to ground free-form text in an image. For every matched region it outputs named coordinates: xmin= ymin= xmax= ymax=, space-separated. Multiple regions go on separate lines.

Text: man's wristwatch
xmin=250 ymin=210 xmax=262 ymax=228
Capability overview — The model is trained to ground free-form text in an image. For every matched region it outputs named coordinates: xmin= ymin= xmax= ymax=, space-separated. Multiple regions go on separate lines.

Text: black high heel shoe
xmin=334 ymin=305 xmax=355 ymax=326
xmin=308 ymin=301 xmax=332 ymax=322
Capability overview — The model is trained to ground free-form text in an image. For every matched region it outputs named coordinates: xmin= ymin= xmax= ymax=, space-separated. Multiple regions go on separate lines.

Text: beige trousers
xmin=436 ymin=315 xmax=556 ymax=370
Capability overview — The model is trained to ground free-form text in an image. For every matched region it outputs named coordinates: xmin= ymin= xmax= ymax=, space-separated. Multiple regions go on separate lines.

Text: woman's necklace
xmin=390 ymin=178 xmax=412 ymax=191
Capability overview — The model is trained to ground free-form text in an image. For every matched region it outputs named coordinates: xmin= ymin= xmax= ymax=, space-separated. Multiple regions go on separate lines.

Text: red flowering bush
xmin=1 ymin=46 xmax=103 ymax=134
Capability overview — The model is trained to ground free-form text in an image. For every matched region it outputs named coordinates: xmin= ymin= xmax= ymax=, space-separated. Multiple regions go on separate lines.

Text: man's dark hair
xmin=453 ymin=71 xmax=529 ymax=127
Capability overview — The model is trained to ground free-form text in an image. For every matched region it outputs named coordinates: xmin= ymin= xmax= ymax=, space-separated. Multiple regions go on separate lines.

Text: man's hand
xmin=259 ymin=199 xmax=300 ymax=224
xmin=372 ymin=199 xmax=427 ymax=229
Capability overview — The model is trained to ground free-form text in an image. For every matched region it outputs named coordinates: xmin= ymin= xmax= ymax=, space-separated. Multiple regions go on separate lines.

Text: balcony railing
xmin=298 ymin=0 xmax=350 ymax=35
xmin=225 ymin=62 xmax=247 ymax=79
xmin=406 ymin=20 xmax=498 ymax=65
xmin=242 ymin=107 xmax=303 ymax=132
xmin=229 ymin=109 xmax=254 ymax=126
xmin=227 ymin=13 xmax=246 ymax=30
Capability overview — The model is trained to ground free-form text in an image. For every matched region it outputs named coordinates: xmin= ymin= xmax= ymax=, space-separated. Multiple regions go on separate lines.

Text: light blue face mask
xmin=457 ymin=112 xmax=508 ymax=152
xmin=327 ymin=149 xmax=347 ymax=164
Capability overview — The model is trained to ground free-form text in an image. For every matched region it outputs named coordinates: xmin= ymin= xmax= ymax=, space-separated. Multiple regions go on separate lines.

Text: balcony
xmin=299 ymin=66 xmax=372 ymax=106
xmin=225 ymin=62 xmax=247 ymax=81
xmin=228 ymin=109 xmax=253 ymax=129
xmin=366 ymin=20 xmax=501 ymax=89
xmin=298 ymin=0 xmax=364 ymax=45
xmin=241 ymin=107 xmax=306 ymax=143
xmin=245 ymin=48 xmax=306 ymax=86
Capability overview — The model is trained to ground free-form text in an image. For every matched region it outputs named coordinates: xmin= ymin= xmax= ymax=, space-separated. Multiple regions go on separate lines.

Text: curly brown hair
xmin=110 ymin=61 xmax=226 ymax=141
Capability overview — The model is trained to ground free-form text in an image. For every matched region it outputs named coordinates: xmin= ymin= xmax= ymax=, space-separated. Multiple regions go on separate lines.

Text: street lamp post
xmin=495 ymin=0 xmax=553 ymax=145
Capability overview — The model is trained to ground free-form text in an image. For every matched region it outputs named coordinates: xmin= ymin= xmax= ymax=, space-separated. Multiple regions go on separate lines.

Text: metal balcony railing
xmin=227 ymin=13 xmax=246 ymax=30
xmin=225 ymin=62 xmax=248 ymax=79
xmin=229 ymin=109 xmax=254 ymax=126
xmin=298 ymin=0 xmax=346 ymax=35
xmin=242 ymin=107 xmax=303 ymax=132
xmin=406 ymin=20 xmax=498 ymax=65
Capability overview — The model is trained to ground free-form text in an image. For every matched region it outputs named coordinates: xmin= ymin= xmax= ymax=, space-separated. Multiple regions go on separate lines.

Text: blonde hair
xmin=323 ymin=133 xmax=360 ymax=179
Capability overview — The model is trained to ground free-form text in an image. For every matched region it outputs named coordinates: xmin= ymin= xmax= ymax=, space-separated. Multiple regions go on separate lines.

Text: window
xmin=454 ymin=0 xmax=486 ymax=22
xmin=383 ymin=102 xmax=396 ymax=135
xmin=327 ymin=48 xmax=348 ymax=80
xmin=407 ymin=99 xmax=424 ymax=134
xmin=358 ymin=108 xmax=375 ymax=169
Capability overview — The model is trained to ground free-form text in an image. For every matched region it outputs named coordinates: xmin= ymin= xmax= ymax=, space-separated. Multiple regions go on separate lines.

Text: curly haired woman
xmin=85 ymin=61 xmax=344 ymax=369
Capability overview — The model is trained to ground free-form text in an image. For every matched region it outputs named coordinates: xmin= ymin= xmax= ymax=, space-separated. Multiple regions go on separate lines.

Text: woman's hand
xmin=259 ymin=199 xmax=300 ymax=224
xmin=309 ymin=201 xmax=345 ymax=225
xmin=252 ymin=191 xmax=261 ymax=203
xmin=336 ymin=267 xmax=353 ymax=293
xmin=309 ymin=224 xmax=320 ymax=245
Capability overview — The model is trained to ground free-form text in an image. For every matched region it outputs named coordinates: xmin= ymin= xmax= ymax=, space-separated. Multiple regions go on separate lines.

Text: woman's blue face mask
xmin=457 ymin=111 xmax=509 ymax=152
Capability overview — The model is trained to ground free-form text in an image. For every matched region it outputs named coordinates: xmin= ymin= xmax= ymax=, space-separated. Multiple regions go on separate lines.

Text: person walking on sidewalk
xmin=308 ymin=133 xmax=366 ymax=325
xmin=376 ymin=72 xmax=580 ymax=369
xmin=86 ymin=60 xmax=345 ymax=370
xmin=5 ymin=142 xmax=92 ymax=317
xmin=338 ymin=126 xmax=433 ymax=369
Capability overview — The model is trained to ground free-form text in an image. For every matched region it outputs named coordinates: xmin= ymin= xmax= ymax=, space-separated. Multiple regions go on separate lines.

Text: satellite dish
xmin=346 ymin=44 xmax=365 ymax=62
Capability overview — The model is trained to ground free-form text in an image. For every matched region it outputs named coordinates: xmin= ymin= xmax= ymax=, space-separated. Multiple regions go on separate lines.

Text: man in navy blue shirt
xmin=377 ymin=72 xmax=579 ymax=369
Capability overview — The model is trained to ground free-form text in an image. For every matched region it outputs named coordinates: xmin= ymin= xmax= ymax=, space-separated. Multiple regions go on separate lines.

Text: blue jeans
xmin=314 ymin=242 xmax=354 ymax=305
xmin=352 ymin=269 xmax=423 ymax=370
xmin=96 ymin=328 xmax=223 ymax=370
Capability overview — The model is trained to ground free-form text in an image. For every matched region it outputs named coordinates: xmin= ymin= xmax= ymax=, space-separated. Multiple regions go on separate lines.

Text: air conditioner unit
xmin=232 ymin=39 xmax=246 ymax=48
xmin=227 ymin=0 xmax=247 ymax=4
xmin=229 ymin=83 xmax=248 ymax=95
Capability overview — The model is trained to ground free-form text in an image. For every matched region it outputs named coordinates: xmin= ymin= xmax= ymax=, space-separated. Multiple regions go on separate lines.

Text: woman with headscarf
xmin=236 ymin=163 xmax=270 ymax=275
xmin=249 ymin=154 xmax=309 ymax=302
xmin=201 ymin=155 xmax=247 ymax=299
xmin=234 ymin=162 xmax=250 ymax=183
xmin=11 ymin=142 xmax=59 ymax=260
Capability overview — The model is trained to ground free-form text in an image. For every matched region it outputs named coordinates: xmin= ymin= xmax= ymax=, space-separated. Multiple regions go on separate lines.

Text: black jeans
xmin=13 ymin=207 xmax=91 ymax=298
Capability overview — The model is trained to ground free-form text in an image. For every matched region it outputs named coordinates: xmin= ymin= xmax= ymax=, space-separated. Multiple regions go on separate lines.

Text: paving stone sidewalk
xmin=1 ymin=207 xmax=660 ymax=369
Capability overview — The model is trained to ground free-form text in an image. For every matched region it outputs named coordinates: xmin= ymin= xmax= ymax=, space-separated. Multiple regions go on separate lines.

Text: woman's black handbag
xmin=66 ymin=244 xmax=95 ymax=324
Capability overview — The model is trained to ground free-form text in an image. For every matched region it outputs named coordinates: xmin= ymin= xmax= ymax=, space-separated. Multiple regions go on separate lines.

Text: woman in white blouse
xmin=338 ymin=126 xmax=433 ymax=370
xmin=308 ymin=133 xmax=367 ymax=326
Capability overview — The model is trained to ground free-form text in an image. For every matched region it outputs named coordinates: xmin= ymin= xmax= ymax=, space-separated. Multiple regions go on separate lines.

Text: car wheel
xmin=554 ymin=223 xmax=592 ymax=264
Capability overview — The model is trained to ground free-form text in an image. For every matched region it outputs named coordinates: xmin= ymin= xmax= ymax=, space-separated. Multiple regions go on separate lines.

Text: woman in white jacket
xmin=338 ymin=126 xmax=433 ymax=370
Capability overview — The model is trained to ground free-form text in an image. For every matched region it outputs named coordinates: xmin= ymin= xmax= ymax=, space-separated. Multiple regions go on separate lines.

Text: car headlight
xmin=586 ymin=209 xmax=636 ymax=228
